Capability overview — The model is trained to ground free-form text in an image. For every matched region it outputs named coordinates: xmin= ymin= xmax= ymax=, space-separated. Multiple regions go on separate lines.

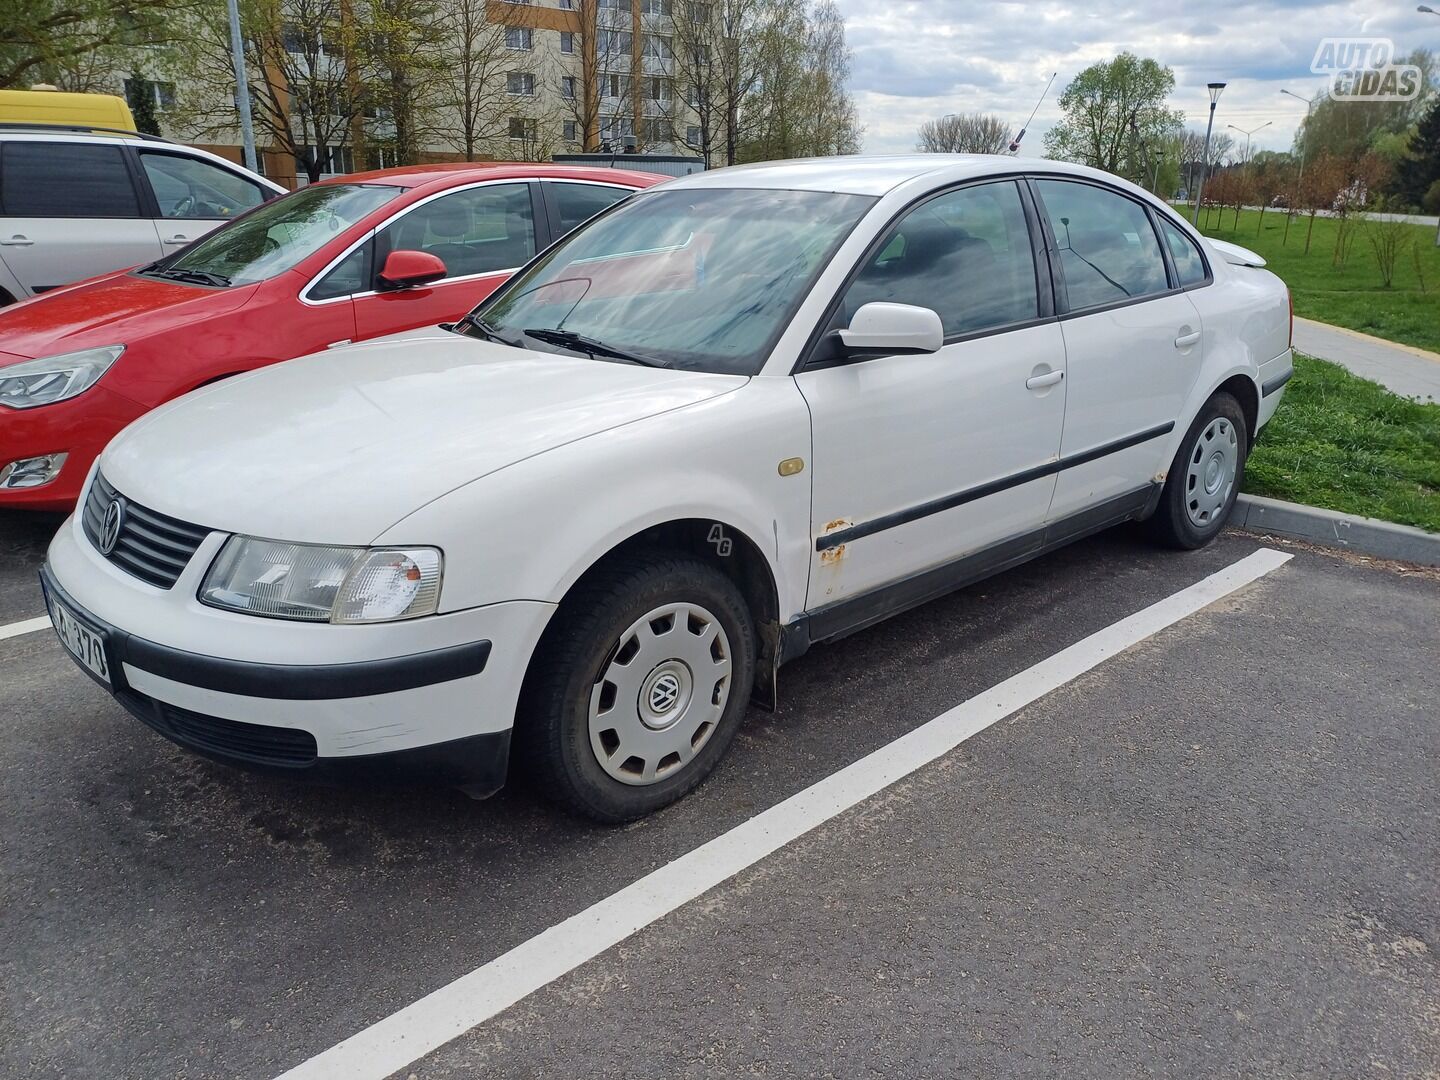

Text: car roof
xmin=662 ymin=154 xmax=1124 ymax=196
xmin=318 ymin=162 xmax=666 ymax=191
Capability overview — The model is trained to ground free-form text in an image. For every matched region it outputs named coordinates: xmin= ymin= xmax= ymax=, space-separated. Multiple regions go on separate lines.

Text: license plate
xmin=49 ymin=595 xmax=111 ymax=687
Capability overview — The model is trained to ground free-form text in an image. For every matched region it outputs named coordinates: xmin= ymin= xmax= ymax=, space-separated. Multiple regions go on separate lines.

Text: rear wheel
xmin=517 ymin=551 xmax=755 ymax=823
xmin=1149 ymin=392 xmax=1248 ymax=549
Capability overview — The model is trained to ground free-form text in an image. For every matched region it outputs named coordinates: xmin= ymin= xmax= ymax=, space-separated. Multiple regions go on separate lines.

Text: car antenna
xmin=1008 ymin=72 xmax=1057 ymax=154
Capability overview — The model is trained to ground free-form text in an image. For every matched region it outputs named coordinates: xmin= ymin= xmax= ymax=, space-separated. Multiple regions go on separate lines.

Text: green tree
xmin=0 ymin=0 xmax=187 ymax=89
xmin=124 ymin=73 xmax=162 ymax=136
xmin=1395 ymin=96 xmax=1440 ymax=209
xmin=1043 ymin=53 xmax=1183 ymax=181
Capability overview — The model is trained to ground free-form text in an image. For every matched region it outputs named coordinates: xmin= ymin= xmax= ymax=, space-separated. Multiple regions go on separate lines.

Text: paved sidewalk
xmin=1293 ymin=317 xmax=1440 ymax=402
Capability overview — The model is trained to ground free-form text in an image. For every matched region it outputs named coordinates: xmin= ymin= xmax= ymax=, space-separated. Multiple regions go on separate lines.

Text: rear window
xmin=1 ymin=142 xmax=141 ymax=218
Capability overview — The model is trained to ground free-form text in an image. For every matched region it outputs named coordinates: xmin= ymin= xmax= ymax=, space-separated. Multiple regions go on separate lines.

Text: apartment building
xmin=490 ymin=0 xmax=707 ymax=157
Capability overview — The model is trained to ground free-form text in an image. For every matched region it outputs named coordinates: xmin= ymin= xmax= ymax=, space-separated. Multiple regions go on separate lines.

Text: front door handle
xmin=1174 ymin=329 xmax=1201 ymax=348
xmin=0 ymin=235 xmax=34 ymax=246
xmin=1026 ymin=369 xmax=1065 ymax=390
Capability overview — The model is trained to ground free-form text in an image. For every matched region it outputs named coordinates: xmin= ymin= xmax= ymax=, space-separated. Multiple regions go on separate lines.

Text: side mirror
xmin=835 ymin=302 xmax=944 ymax=357
xmin=377 ymin=249 xmax=447 ymax=291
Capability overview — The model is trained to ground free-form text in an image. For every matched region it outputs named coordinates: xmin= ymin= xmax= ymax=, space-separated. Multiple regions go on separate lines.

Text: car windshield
xmin=471 ymin=187 xmax=877 ymax=375
xmin=152 ymin=183 xmax=402 ymax=286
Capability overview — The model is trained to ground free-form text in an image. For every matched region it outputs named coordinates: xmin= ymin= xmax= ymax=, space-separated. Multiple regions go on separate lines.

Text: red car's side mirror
xmin=377 ymin=250 xmax=447 ymax=291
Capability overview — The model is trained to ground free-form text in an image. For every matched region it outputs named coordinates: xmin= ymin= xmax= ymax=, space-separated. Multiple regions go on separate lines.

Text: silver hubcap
xmin=588 ymin=602 xmax=732 ymax=786
xmin=1185 ymin=416 xmax=1238 ymax=528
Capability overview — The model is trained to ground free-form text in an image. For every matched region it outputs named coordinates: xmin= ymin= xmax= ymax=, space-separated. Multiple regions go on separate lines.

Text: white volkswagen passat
xmin=43 ymin=156 xmax=1293 ymax=821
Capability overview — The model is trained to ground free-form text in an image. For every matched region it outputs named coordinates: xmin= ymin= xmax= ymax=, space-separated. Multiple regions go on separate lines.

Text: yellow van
xmin=0 ymin=88 xmax=136 ymax=131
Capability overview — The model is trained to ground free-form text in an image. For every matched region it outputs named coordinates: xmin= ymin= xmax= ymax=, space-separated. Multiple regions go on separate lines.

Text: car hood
xmin=0 ymin=272 xmax=259 ymax=360
xmin=101 ymin=328 xmax=748 ymax=543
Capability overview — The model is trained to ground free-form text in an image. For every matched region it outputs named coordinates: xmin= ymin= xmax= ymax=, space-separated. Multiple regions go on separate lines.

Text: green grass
xmin=1187 ymin=205 xmax=1440 ymax=354
xmin=1245 ymin=353 xmax=1440 ymax=532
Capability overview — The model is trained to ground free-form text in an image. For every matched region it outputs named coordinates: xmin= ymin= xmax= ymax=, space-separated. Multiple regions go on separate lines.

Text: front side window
xmin=158 ymin=183 xmax=399 ymax=286
xmin=474 ymin=187 xmax=876 ymax=376
xmin=1158 ymin=217 xmax=1209 ymax=287
xmin=380 ymin=183 xmax=535 ymax=280
xmin=0 ymin=142 xmax=140 ymax=218
xmin=1034 ymin=178 xmax=1168 ymax=310
xmin=139 ymin=151 xmax=267 ymax=219
xmin=310 ymin=243 xmax=370 ymax=300
xmin=843 ymin=181 xmax=1038 ymax=338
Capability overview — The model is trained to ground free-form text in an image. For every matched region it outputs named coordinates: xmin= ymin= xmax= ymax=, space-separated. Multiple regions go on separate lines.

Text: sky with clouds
xmin=833 ymin=0 xmax=1440 ymax=157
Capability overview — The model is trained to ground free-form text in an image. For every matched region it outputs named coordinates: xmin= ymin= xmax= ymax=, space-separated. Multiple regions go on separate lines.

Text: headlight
xmin=200 ymin=537 xmax=443 ymax=624
xmin=0 ymin=345 xmax=124 ymax=409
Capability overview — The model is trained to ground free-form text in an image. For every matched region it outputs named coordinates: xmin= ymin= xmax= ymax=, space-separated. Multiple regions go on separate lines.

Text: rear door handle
xmin=1025 ymin=369 xmax=1064 ymax=390
xmin=0 ymin=235 xmax=34 ymax=246
xmin=162 ymin=236 xmax=191 ymax=245
xmin=1174 ymin=329 xmax=1201 ymax=348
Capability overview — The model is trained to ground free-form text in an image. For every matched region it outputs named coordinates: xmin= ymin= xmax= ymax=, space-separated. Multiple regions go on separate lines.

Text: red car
xmin=0 ymin=162 xmax=661 ymax=511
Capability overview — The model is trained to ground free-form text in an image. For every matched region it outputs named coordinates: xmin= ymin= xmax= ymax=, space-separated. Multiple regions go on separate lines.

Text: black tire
xmin=516 ymin=550 xmax=756 ymax=823
xmin=1148 ymin=392 xmax=1249 ymax=550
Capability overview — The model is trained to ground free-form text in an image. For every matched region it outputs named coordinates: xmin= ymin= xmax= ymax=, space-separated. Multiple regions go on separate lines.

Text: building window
xmin=687 ymin=1 xmax=712 ymax=21
xmin=507 ymin=72 xmax=536 ymax=95
xmin=558 ymin=0 xmax=574 ymax=7
xmin=641 ymin=0 xmax=672 ymax=13
xmin=559 ymin=31 xmax=575 ymax=53
xmin=505 ymin=27 xmax=532 ymax=50
xmin=686 ymin=124 xmax=702 ymax=144
xmin=509 ymin=117 xmax=536 ymax=141
xmin=600 ymin=113 xmax=634 ymax=140
xmin=598 ymin=0 xmax=631 ymax=9
xmin=603 ymin=72 xmax=625 ymax=97
xmin=598 ymin=29 xmax=632 ymax=56
xmin=686 ymin=84 xmax=707 ymax=108
xmin=564 ymin=120 xmax=579 ymax=141
xmin=647 ymin=77 xmax=671 ymax=101
xmin=642 ymin=34 xmax=672 ymax=60
xmin=560 ymin=75 xmax=577 ymax=99
xmin=640 ymin=118 xmax=672 ymax=143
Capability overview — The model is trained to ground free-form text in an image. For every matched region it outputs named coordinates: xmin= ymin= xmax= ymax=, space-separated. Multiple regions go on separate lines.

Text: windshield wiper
xmin=522 ymin=327 xmax=668 ymax=368
xmin=151 ymin=267 xmax=232 ymax=288
xmin=457 ymin=313 xmax=525 ymax=348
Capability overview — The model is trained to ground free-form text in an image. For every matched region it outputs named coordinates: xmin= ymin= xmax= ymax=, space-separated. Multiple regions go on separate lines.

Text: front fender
xmin=376 ymin=376 xmax=816 ymax=622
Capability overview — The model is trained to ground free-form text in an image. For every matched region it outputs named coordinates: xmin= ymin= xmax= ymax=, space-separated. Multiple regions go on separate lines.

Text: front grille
xmin=117 ymin=689 xmax=318 ymax=768
xmin=82 ymin=473 xmax=210 ymax=589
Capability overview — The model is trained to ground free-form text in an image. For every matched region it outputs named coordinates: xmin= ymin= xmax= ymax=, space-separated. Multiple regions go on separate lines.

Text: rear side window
xmin=0 ymin=142 xmax=141 ymax=218
xmin=549 ymin=182 xmax=630 ymax=236
xmin=1158 ymin=217 xmax=1209 ymax=287
xmin=842 ymin=180 xmax=1039 ymax=337
xmin=1034 ymin=179 xmax=1168 ymax=311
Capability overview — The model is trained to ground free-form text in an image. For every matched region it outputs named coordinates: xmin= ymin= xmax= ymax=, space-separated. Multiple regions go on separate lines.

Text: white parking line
xmin=273 ymin=546 xmax=1293 ymax=1080
xmin=0 ymin=616 xmax=51 ymax=643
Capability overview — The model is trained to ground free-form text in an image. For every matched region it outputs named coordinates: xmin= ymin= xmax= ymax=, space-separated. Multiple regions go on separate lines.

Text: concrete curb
xmin=1233 ymin=494 xmax=1440 ymax=567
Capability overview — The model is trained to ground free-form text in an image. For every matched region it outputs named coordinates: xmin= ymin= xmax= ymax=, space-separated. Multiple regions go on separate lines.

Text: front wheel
xmin=1148 ymin=392 xmax=1248 ymax=549
xmin=516 ymin=551 xmax=755 ymax=823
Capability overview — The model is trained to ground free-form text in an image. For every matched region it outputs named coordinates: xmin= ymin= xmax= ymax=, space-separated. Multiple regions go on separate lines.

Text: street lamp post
xmin=1192 ymin=82 xmax=1226 ymax=225
xmin=1280 ymin=88 xmax=1314 ymax=198
xmin=1227 ymin=120 xmax=1272 ymax=164
xmin=227 ymin=0 xmax=258 ymax=173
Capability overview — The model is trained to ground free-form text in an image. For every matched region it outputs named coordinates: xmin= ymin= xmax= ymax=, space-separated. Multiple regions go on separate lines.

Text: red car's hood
xmin=0 ymin=272 xmax=260 ymax=361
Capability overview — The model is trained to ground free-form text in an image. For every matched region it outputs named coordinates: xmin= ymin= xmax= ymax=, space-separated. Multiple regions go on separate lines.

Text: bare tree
xmin=672 ymin=0 xmax=772 ymax=166
xmin=428 ymin=0 xmax=514 ymax=160
xmin=916 ymin=112 xmax=1009 ymax=154
xmin=1362 ymin=201 xmax=1412 ymax=287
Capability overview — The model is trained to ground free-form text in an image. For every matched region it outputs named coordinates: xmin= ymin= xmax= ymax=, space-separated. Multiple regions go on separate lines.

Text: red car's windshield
xmin=152 ymin=183 xmax=402 ymax=287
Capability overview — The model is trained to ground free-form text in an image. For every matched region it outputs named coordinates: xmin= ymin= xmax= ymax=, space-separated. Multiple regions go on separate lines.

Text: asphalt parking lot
xmin=2 ymin=512 xmax=1436 ymax=1080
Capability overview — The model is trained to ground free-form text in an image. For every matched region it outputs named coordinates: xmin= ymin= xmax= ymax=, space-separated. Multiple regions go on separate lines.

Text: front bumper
xmin=42 ymin=515 xmax=557 ymax=794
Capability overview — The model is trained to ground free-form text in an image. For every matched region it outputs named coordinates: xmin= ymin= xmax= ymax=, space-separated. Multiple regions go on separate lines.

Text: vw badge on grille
xmin=99 ymin=498 xmax=126 ymax=556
